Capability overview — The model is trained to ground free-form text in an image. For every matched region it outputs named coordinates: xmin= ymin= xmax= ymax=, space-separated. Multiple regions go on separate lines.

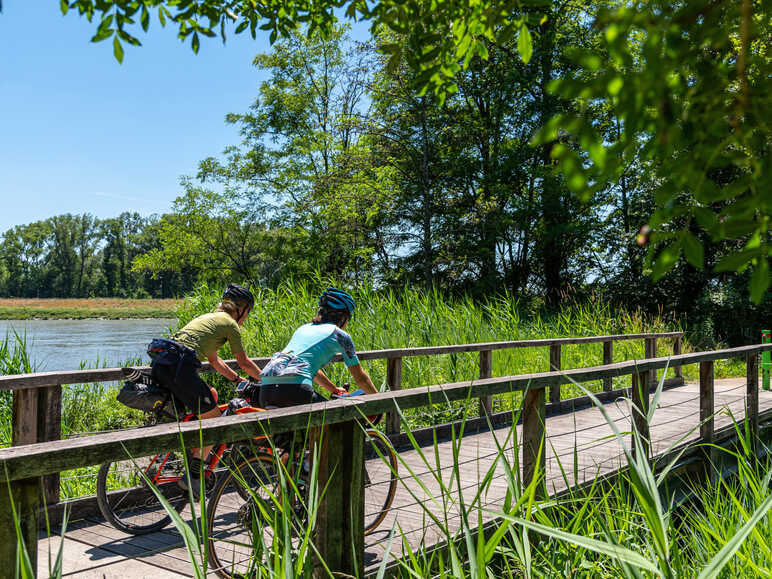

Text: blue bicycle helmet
xmin=319 ymin=287 xmax=355 ymax=314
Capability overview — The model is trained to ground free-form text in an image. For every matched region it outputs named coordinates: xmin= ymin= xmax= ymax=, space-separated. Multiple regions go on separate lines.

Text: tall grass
xmin=182 ymin=281 xmax=737 ymax=429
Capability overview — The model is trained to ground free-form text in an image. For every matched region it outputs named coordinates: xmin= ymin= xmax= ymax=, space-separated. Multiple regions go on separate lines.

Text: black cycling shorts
xmin=151 ymin=357 xmax=218 ymax=414
xmin=258 ymin=383 xmax=324 ymax=408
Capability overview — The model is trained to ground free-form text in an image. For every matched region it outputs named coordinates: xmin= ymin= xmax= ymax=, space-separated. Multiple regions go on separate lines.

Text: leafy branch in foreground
xmin=58 ymin=0 xmax=539 ymax=91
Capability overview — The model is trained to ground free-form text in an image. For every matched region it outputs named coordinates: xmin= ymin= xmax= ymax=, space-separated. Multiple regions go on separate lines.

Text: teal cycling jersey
xmin=260 ymin=323 xmax=360 ymax=386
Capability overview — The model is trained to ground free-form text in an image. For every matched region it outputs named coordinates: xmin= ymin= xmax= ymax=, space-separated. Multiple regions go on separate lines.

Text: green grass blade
xmin=696 ymin=492 xmax=772 ymax=579
xmin=497 ymin=513 xmax=662 ymax=576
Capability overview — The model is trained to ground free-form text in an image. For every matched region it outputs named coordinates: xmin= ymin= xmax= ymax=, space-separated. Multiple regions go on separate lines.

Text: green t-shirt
xmin=173 ymin=311 xmax=245 ymax=362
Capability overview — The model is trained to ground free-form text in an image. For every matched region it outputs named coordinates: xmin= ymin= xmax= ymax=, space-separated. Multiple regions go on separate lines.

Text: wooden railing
xmin=0 ymin=332 xmax=683 ymax=505
xmin=2 ymin=338 xmax=770 ymax=576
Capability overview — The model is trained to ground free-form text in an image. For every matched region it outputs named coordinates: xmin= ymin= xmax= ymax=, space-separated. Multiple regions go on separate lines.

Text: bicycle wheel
xmin=97 ymin=451 xmax=188 ymax=535
xmin=207 ymin=453 xmax=304 ymax=578
xmin=364 ymin=429 xmax=398 ymax=534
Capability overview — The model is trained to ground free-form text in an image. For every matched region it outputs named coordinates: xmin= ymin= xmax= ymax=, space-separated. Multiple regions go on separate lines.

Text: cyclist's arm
xmin=313 ymin=370 xmax=346 ymax=395
xmin=234 ymin=351 xmax=262 ymax=381
xmin=207 ymin=353 xmax=241 ymax=383
xmin=348 ymin=364 xmax=377 ymax=394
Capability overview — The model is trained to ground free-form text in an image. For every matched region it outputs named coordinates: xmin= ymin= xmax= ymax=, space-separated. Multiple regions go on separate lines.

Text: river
xmin=0 ymin=319 xmax=177 ymax=372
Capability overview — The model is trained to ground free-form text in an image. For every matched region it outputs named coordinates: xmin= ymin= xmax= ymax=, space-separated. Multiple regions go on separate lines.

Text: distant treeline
xmin=0 ymin=212 xmax=194 ymax=299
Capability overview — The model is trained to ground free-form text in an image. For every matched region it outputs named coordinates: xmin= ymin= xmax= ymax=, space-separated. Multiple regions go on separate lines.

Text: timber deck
xmin=38 ymin=378 xmax=770 ymax=578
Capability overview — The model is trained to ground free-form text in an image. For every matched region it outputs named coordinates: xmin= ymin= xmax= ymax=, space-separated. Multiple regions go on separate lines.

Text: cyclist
xmin=259 ymin=287 xmax=377 ymax=408
xmin=147 ymin=283 xmax=263 ymax=489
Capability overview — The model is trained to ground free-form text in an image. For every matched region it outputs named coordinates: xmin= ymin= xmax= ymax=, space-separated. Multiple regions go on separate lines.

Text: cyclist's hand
xmin=331 ymin=386 xmax=348 ymax=397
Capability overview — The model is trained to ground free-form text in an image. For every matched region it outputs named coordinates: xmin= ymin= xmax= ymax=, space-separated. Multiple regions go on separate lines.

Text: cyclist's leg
xmin=153 ymin=361 xmax=221 ymax=458
xmin=258 ymin=383 xmax=318 ymax=468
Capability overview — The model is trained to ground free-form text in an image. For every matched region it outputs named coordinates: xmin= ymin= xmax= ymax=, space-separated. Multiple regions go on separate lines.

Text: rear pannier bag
xmin=117 ymin=381 xmax=178 ymax=419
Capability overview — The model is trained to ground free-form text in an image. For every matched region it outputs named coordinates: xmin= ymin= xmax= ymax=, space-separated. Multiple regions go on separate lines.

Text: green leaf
xmin=498 ymin=514 xmax=662 ymax=575
xmin=158 ymin=6 xmax=167 ymax=27
xmin=714 ymin=250 xmax=757 ymax=273
xmin=697 ymin=493 xmax=772 ymax=579
xmin=141 ymin=5 xmax=150 ymax=32
xmin=60 ymin=0 xmax=69 ymax=15
xmin=517 ymin=24 xmax=533 ymax=64
xmin=682 ymin=232 xmax=704 ymax=268
xmin=651 ymin=241 xmax=680 ymax=280
xmin=191 ymin=31 xmax=200 ymax=54
xmin=113 ymin=35 xmax=124 ymax=64
xmin=749 ymin=258 xmax=770 ymax=304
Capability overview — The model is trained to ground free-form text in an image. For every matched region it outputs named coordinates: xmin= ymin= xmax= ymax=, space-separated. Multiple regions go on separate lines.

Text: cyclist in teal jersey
xmin=259 ymin=288 xmax=377 ymax=407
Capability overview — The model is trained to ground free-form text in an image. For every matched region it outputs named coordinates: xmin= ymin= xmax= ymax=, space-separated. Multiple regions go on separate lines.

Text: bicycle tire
xmin=207 ymin=453 xmax=301 ymax=578
xmin=96 ymin=451 xmax=188 ymax=535
xmin=363 ymin=429 xmax=398 ymax=535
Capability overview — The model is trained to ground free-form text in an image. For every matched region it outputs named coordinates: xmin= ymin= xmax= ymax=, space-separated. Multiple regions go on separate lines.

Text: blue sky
xmin=0 ymin=3 xmax=275 ymax=233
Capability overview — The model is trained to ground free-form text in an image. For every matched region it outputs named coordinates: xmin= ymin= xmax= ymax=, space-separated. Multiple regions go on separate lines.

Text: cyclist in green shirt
xmin=148 ymin=284 xmax=262 ymax=483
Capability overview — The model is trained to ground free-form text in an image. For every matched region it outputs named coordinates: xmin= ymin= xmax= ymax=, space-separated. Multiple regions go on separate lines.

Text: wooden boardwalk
xmin=38 ymin=378 xmax=770 ymax=577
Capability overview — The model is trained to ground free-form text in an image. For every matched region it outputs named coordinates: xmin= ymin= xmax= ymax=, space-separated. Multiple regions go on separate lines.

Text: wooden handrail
xmin=0 ymin=332 xmax=684 ymax=391
xmin=0 ymin=341 xmax=768 ymax=482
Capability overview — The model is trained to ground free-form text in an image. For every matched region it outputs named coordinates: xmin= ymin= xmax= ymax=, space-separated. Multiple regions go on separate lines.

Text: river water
xmin=0 ymin=319 xmax=177 ymax=372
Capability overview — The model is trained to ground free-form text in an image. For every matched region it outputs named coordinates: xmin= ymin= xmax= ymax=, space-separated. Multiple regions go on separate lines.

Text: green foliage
xmin=59 ymin=0 xmax=538 ymax=96
xmin=0 ymin=212 xmax=191 ymax=298
xmin=537 ymin=0 xmax=771 ymax=302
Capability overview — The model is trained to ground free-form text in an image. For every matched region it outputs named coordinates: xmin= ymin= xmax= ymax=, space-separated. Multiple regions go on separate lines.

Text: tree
xmin=196 ymin=26 xmax=392 ymax=282
xmin=539 ymin=0 xmax=771 ymax=302
xmin=131 ymin=184 xmax=316 ymax=288
xmin=51 ymin=0 xmax=769 ymax=301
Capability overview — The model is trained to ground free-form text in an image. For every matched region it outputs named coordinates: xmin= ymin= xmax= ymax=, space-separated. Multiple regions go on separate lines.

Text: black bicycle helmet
xmin=223 ymin=284 xmax=255 ymax=308
xmin=318 ymin=287 xmax=355 ymax=314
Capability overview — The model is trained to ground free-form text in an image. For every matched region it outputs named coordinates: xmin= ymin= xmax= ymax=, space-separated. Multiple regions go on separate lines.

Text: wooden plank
xmin=631 ymin=372 xmax=650 ymax=460
xmin=478 ymin=350 xmax=493 ymax=418
xmin=316 ymin=420 xmax=364 ymax=578
xmin=386 ymin=357 xmax=402 ymax=435
xmin=700 ymin=361 xmax=715 ymax=478
xmin=37 ymin=385 xmax=62 ymax=505
xmin=522 ymin=387 xmax=546 ymax=498
xmin=747 ymin=354 xmax=759 ymax=452
xmin=603 ymin=340 xmax=613 ymax=391
xmin=0 ymin=332 xmax=686 ymax=391
xmin=549 ymin=344 xmax=562 ymax=405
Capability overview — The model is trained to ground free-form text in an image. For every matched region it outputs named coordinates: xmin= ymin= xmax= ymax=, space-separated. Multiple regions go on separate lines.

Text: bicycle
xmin=96 ymin=374 xmax=271 ymax=535
xmin=97 ymin=372 xmax=398 ymax=575
xmin=205 ymin=388 xmax=398 ymax=577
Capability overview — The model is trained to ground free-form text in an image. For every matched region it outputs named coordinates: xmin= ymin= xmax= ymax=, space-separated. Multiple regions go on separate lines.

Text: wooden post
xmin=673 ymin=336 xmax=683 ymax=381
xmin=7 ymin=387 xmax=40 ymax=575
xmin=699 ymin=361 xmax=715 ymax=477
xmin=38 ymin=385 xmax=62 ymax=505
xmin=12 ymin=389 xmax=38 ymax=447
xmin=386 ymin=357 xmax=402 ymax=435
xmin=522 ymin=387 xmax=546 ymax=498
xmin=644 ymin=337 xmax=657 ymax=387
xmin=602 ymin=340 xmax=613 ymax=392
xmin=631 ymin=372 xmax=650 ymax=460
xmin=478 ymin=350 xmax=493 ymax=418
xmin=549 ymin=344 xmax=561 ymax=406
xmin=315 ymin=420 xmax=364 ymax=578
xmin=747 ymin=353 xmax=759 ymax=453
xmin=0 ymin=478 xmax=41 ymax=576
